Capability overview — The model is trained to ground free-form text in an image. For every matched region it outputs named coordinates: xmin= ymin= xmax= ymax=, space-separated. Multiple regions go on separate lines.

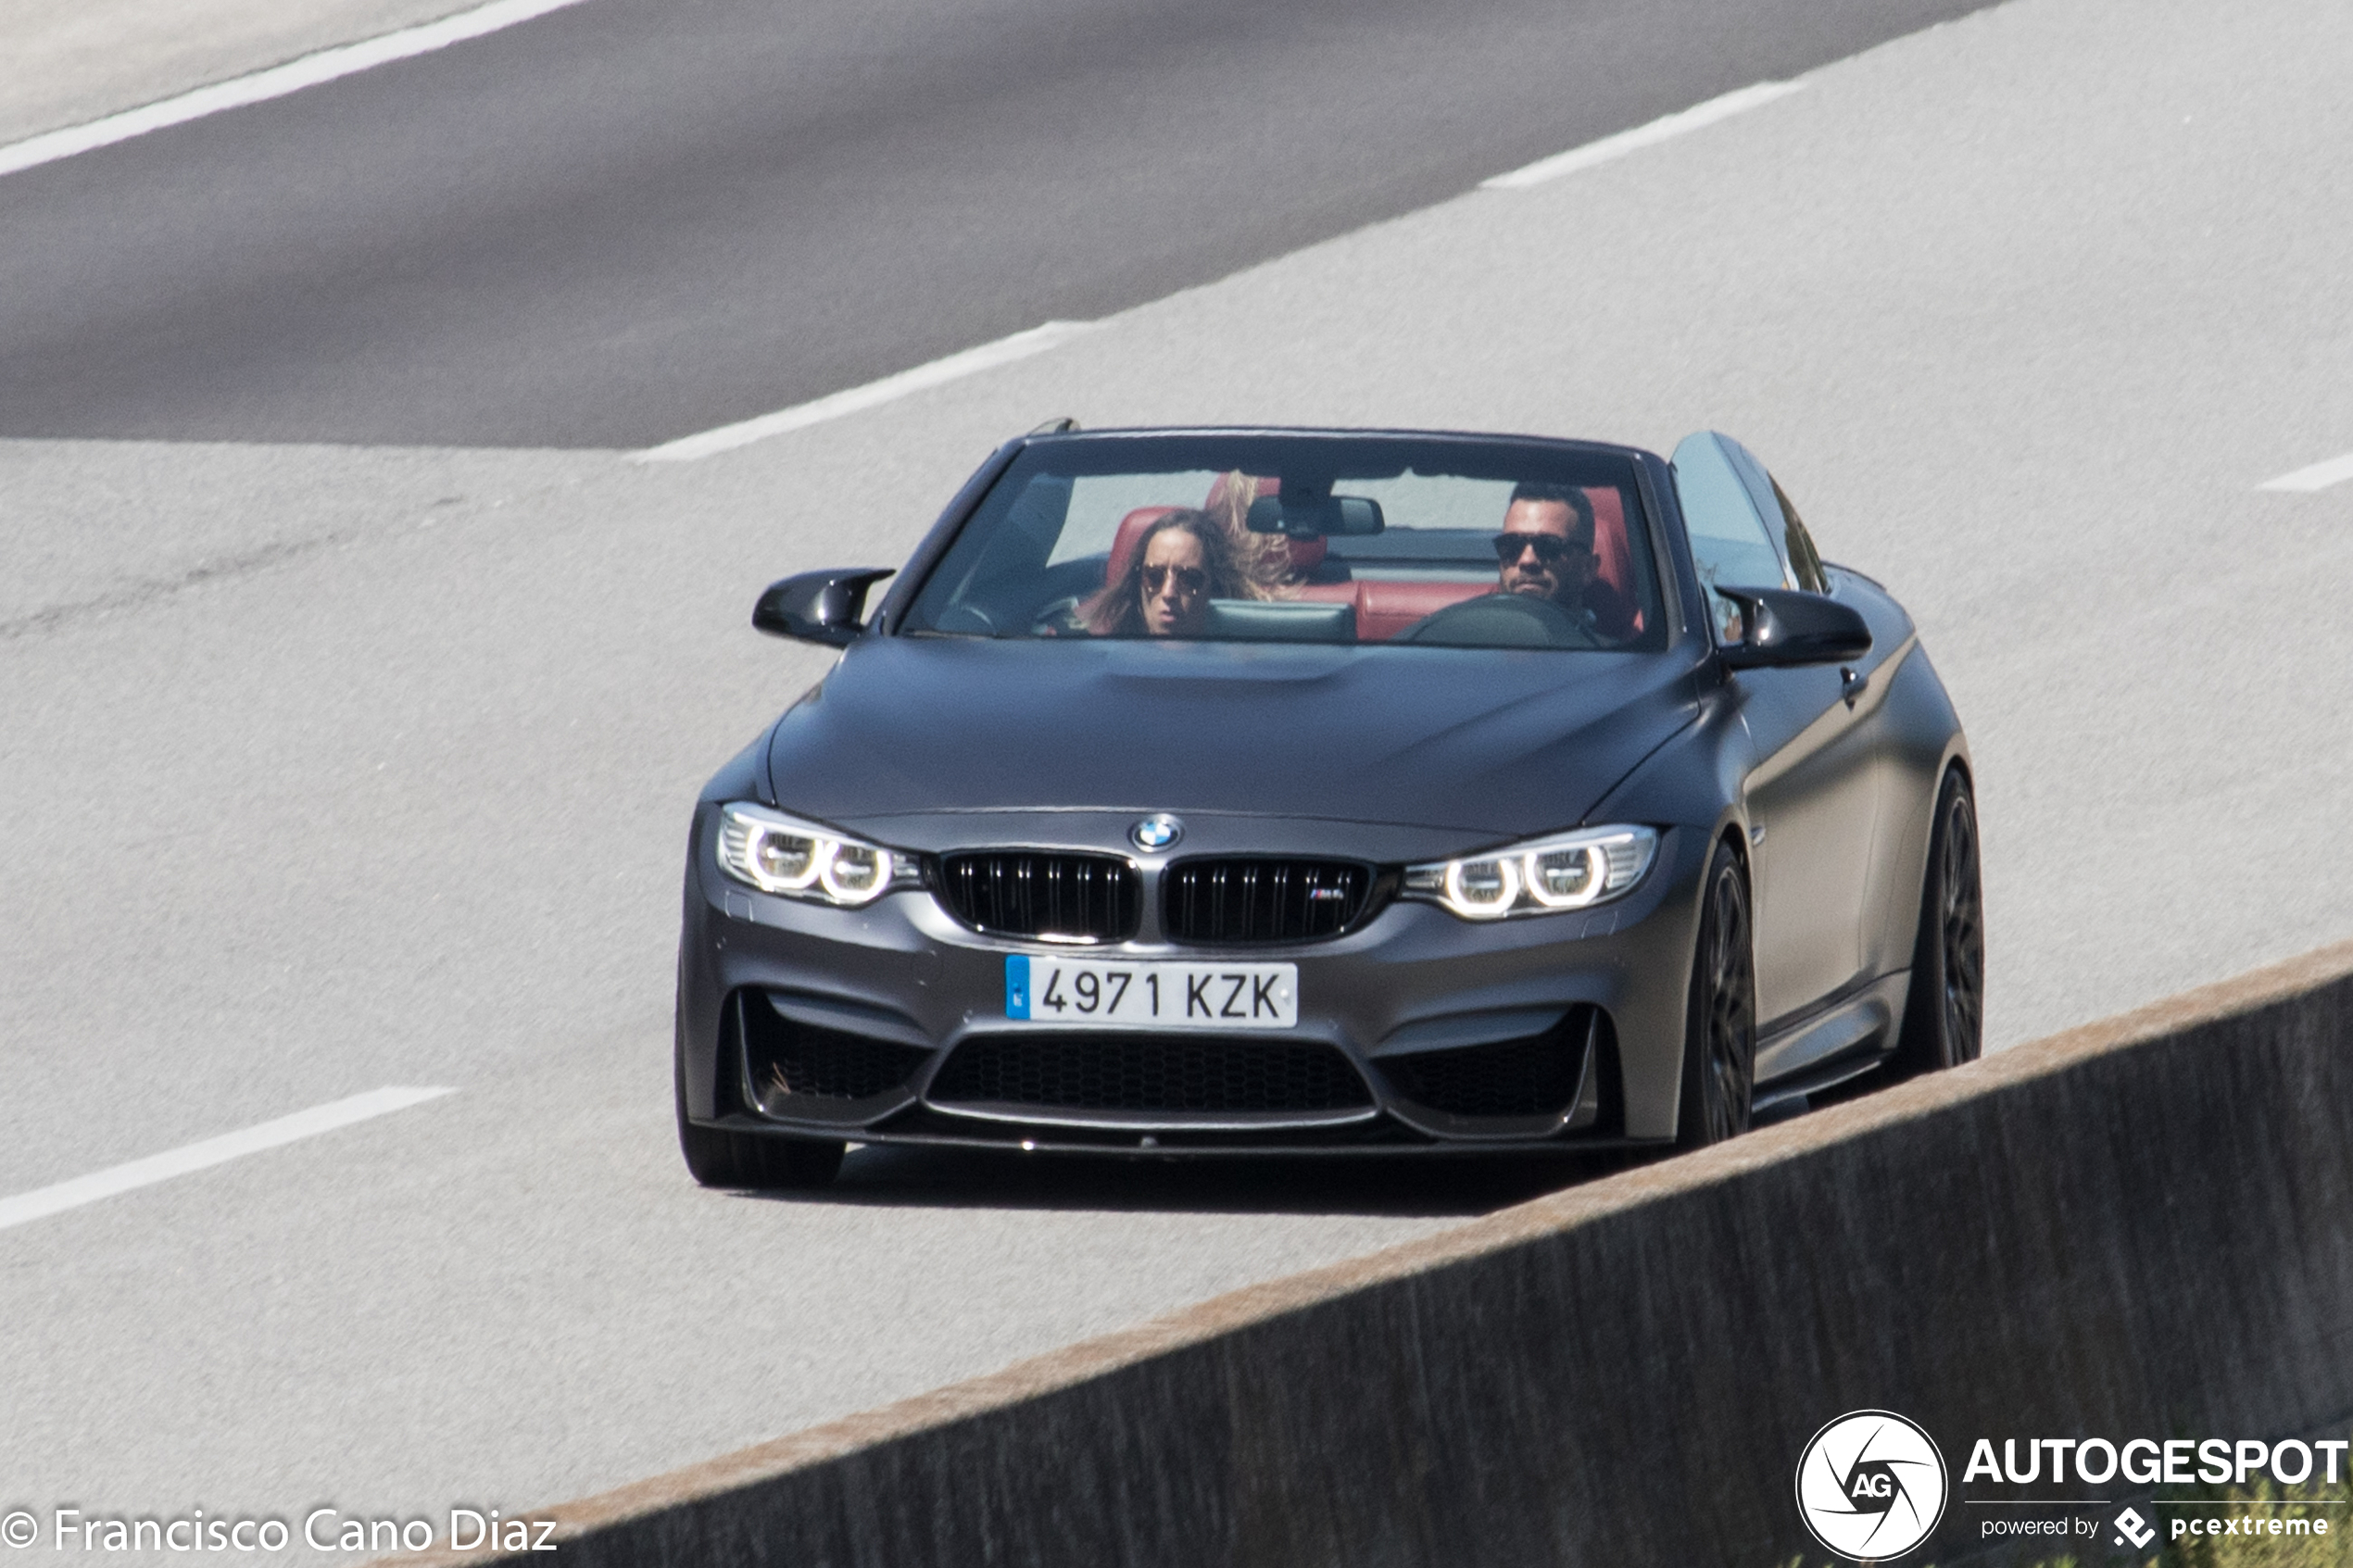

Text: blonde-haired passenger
xmin=1203 ymin=470 xmax=1301 ymax=597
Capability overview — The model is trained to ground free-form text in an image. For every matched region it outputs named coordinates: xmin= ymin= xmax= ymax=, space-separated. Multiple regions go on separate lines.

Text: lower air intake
xmin=740 ymin=993 xmax=927 ymax=1104
xmin=929 ymin=1033 xmax=1372 ymax=1115
xmin=1379 ymin=1009 xmax=1593 ymax=1118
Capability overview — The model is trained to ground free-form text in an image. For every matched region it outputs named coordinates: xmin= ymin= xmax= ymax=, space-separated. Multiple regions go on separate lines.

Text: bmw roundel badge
xmin=1130 ymin=814 xmax=1183 ymax=852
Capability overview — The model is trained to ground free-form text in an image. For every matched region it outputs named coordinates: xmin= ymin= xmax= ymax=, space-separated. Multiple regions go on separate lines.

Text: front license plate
xmin=1003 ymin=955 xmax=1298 ymax=1029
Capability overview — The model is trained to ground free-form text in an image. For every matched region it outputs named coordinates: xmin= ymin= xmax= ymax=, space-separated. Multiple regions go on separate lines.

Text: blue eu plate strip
xmin=1003 ymin=954 xmax=1030 ymax=1019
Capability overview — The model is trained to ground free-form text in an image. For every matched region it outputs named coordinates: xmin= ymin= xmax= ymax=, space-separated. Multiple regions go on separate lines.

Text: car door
xmin=1671 ymin=432 xmax=1881 ymax=1028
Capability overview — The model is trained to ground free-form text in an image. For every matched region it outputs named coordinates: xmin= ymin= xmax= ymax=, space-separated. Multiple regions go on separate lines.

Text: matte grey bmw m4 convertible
xmin=673 ymin=427 xmax=1981 ymax=1187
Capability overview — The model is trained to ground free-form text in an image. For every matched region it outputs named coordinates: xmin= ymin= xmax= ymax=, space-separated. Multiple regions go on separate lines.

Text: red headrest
xmin=1106 ymin=507 xmax=1185 ymax=589
xmin=1585 ymin=487 xmax=1642 ymax=633
xmin=1585 ymin=489 xmax=1626 ymax=593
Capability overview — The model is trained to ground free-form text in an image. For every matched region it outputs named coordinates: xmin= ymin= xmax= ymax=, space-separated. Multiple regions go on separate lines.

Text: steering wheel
xmin=1026 ymin=595 xmax=1088 ymax=635
xmin=1392 ymin=592 xmax=1600 ymax=649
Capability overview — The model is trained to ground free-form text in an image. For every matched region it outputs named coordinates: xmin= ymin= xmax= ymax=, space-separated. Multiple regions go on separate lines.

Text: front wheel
xmin=680 ymin=1119 xmax=847 ymax=1190
xmin=1676 ymin=841 xmax=1756 ymax=1148
xmin=1892 ymin=768 xmax=1984 ymax=1075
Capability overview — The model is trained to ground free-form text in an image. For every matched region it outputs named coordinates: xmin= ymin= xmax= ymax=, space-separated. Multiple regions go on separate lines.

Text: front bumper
xmin=675 ymin=812 xmax=1710 ymax=1151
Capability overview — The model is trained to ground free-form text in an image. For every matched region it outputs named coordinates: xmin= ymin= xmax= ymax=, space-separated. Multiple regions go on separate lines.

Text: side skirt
xmin=1751 ymin=971 xmax=1910 ymax=1112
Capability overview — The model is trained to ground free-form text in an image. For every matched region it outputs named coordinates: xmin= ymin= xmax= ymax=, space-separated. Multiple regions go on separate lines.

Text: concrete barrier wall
xmin=418 ymin=942 xmax=2353 ymax=1568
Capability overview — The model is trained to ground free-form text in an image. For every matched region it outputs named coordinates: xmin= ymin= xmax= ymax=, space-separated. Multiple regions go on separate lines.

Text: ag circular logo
xmin=1794 ymin=1410 xmax=1948 ymax=1562
xmin=1129 ymin=813 xmax=1182 ymax=852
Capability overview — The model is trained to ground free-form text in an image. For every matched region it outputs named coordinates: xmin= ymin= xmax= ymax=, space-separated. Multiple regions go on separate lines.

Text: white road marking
xmin=0 ymin=0 xmax=595 ymax=182
xmin=633 ymin=320 xmax=1098 ymax=462
xmin=636 ymin=82 xmax=1802 ymax=463
xmin=2259 ymin=452 xmax=2353 ymax=493
xmin=1481 ymin=79 xmax=1808 ymax=191
xmin=0 ymin=1086 xmax=455 ymax=1233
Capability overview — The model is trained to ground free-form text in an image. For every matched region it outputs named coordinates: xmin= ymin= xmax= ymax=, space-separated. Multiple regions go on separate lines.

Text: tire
xmin=1892 ymin=768 xmax=1984 ymax=1075
xmin=1676 ymin=840 xmax=1756 ymax=1148
xmin=674 ymin=1038 xmax=847 ymax=1189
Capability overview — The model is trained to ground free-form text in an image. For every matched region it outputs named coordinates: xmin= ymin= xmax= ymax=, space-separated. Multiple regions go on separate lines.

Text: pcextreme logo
xmin=1795 ymin=1410 xmax=1951 ymax=1562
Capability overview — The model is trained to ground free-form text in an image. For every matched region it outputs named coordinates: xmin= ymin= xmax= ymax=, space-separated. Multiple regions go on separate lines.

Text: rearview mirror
xmin=1244 ymin=494 xmax=1384 ymax=537
xmin=752 ymin=568 xmax=895 ymax=647
xmin=1712 ymin=585 xmax=1870 ymax=669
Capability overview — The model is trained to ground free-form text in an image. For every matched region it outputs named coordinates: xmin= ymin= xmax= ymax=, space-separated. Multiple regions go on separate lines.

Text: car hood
xmin=766 ymin=635 xmax=1702 ymax=845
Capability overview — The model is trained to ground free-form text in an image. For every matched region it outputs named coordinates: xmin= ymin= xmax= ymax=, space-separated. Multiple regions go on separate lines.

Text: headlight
xmin=1402 ymin=825 xmax=1658 ymax=921
xmin=715 ymin=803 xmax=923 ymax=908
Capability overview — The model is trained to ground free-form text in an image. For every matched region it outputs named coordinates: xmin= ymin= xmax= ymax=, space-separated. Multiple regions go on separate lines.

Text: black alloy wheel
xmin=1676 ymin=841 xmax=1756 ymax=1148
xmin=1893 ymin=769 xmax=1985 ymax=1075
xmin=674 ymin=1034 xmax=847 ymax=1190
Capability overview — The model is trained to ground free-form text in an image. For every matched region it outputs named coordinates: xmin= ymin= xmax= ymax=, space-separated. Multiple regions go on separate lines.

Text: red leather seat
xmin=1586 ymin=487 xmax=1642 ymax=634
xmin=1282 ymin=578 xmax=1489 ymax=640
xmin=1354 ymin=580 xmax=1489 ymax=641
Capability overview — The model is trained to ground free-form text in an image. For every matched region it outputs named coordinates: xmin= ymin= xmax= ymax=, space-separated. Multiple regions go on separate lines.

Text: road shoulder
xmin=0 ymin=0 xmax=479 ymax=144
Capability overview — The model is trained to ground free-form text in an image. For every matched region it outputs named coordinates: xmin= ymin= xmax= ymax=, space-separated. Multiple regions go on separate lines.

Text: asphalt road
xmin=6 ymin=0 xmax=2353 ymax=1557
xmin=0 ymin=0 xmax=1993 ymax=447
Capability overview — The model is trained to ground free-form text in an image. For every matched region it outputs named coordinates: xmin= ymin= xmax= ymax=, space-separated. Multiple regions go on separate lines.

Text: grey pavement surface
xmin=0 ymin=0 xmax=1994 ymax=448
xmin=5 ymin=0 xmax=2353 ymax=1553
xmin=0 ymin=0 xmax=477 ymax=144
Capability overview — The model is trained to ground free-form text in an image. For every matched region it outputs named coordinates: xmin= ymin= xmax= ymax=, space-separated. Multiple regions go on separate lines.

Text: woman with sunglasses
xmin=1076 ymin=508 xmax=1254 ymax=637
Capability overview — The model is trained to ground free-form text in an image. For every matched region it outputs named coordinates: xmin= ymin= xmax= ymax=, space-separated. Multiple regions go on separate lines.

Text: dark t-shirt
xmin=1571 ymin=577 xmax=1637 ymax=642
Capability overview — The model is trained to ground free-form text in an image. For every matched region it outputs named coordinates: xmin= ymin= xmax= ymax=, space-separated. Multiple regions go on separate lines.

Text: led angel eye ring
xmin=1443 ymin=856 xmax=1521 ymax=917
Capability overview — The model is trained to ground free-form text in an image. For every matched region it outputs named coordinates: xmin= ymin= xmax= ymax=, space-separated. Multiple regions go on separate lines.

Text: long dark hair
xmin=1077 ymin=509 xmax=1251 ymax=635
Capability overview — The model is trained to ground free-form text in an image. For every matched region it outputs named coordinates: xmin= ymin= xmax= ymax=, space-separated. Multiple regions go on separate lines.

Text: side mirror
xmin=1713 ymin=585 xmax=1871 ymax=669
xmin=752 ymin=568 xmax=895 ymax=647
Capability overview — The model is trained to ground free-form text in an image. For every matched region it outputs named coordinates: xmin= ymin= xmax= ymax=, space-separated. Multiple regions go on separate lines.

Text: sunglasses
xmin=1493 ymin=532 xmax=1587 ymax=564
xmin=1141 ymin=563 xmax=1210 ymax=596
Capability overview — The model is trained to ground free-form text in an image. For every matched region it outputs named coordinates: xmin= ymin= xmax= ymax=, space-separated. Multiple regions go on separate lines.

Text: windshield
xmin=901 ymin=434 xmax=1667 ymax=651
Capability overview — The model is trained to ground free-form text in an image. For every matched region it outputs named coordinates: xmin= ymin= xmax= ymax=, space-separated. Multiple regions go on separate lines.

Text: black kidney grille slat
xmin=929 ymin=1034 xmax=1371 ymax=1114
xmin=940 ymin=852 xmax=1140 ymax=942
xmin=1164 ymin=859 xmax=1372 ymax=944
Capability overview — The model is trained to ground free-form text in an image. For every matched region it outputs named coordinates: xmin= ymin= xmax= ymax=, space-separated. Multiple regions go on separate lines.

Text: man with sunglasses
xmin=1491 ymin=481 xmax=1633 ymax=640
